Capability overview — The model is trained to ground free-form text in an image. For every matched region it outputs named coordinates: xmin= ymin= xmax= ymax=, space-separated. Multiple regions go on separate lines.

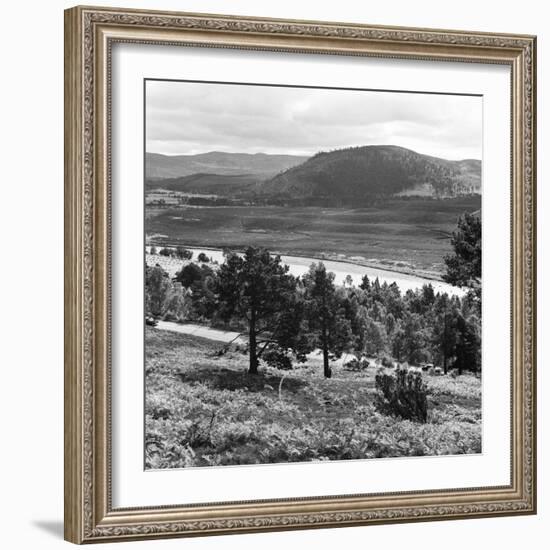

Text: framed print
xmin=64 ymin=5 xmax=537 ymax=544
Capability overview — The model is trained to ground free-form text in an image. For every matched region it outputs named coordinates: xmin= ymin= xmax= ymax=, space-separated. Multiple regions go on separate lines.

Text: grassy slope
xmin=145 ymin=328 xmax=481 ymax=469
xmin=145 ymin=196 xmax=481 ymax=272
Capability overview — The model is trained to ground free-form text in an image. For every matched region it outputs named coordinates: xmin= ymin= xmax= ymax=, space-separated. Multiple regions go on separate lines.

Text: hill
xmin=146 ymin=151 xmax=309 ymax=180
xmin=146 ymin=173 xmax=259 ymax=196
xmin=256 ymin=145 xmax=481 ymax=204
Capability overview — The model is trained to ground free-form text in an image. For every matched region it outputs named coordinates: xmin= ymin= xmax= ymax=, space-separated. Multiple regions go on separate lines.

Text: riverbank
xmin=145 ymin=244 xmax=465 ymax=296
xmin=146 ymin=241 xmax=443 ymax=281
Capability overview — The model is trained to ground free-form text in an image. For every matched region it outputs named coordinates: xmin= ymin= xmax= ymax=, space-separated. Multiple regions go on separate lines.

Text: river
xmin=146 ymin=245 xmax=465 ymax=296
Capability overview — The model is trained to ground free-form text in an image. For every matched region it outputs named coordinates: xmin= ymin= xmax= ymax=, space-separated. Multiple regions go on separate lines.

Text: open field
xmin=145 ymin=328 xmax=482 ymax=469
xmin=145 ymin=196 xmax=481 ymax=272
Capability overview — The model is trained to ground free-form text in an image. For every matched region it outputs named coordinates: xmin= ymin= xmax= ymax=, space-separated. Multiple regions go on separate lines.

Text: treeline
xmin=150 ymin=246 xmax=211 ymax=263
xmin=146 ymin=247 xmax=481 ymax=378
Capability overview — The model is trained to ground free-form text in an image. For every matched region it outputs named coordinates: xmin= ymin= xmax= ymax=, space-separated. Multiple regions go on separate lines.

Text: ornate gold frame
xmin=64 ymin=5 xmax=537 ymax=544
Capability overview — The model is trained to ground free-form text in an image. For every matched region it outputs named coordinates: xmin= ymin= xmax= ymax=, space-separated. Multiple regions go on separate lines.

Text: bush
xmin=344 ymin=358 xmax=370 ymax=371
xmin=234 ymin=343 xmax=249 ymax=355
xmin=159 ymin=247 xmax=173 ymax=257
xmin=197 ymin=252 xmax=210 ymax=263
xmin=262 ymin=345 xmax=293 ymax=370
xmin=375 ymin=369 xmax=428 ymax=423
xmin=175 ymin=246 xmax=193 ymax=260
xmin=381 ymin=355 xmax=394 ymax=368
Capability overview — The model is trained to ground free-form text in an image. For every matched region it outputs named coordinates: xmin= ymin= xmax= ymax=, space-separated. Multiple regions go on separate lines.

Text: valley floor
xmin=145 ymin=196 xmax=481 ymax=273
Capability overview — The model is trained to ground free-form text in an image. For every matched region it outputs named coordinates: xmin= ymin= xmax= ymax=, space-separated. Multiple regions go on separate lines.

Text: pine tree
xmin=145 ymin=265 xmax=171 ymax=318
xmin=454 ymin=312 xmax=481 ymax=374
xmin=431 ymin=293 xmax=457 ymax=374
xmin=215 ymin=248 xmax=296 ymax=374
xmin=444 ymin=213 xmax=481 ymax=288
xmin=303 ymin=263 xmax=353 ymax=378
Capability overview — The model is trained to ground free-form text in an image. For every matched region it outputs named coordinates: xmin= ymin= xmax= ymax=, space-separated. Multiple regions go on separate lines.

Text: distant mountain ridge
xmin=146 ymin=146 xmax=481 ymax=205
xmin=146 ymin=151 xmax=309 ymax=179
xmin=256 ymin=145 xmax=481 ymax=202
xmin=146 ymin=173 xmax=258 ymax=196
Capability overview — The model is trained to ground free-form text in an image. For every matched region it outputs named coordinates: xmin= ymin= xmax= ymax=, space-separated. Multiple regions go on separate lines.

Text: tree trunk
xmin=443 ymin=311 xmax=448 ymax=375
xmin=248 ymin=309 xmax=258 ymax=375
xmin=321 ymin=321 xmax=331 ymax=378
xmin=457 ymin=346 xmax=463 ymax=376
xmin=322 ymin=345 xmax=331 ymax=378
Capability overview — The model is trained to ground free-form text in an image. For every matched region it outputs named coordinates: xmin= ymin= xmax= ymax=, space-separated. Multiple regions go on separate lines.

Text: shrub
xmin=197 ymin=252 xmax=210 ymax=262
xmin=375 ymin=369 xmax=428 ymax=423
xmin=162 ymin=282 xmax=192 ymax=323
xmin=344 ymin=358 xmax=370 ymax=371
xmin=175 ymin=246 xmax=193 ymax=260
xmin=381 ymin=355 xmax=394 ymax=368
xmin=234 ymin=343 xmax=249 ymax=355
xmin=262 ymin=345 xmax=293 ymax=370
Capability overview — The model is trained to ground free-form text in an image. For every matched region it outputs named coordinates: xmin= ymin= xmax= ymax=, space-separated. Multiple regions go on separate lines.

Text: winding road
xmin=156 ymin=320 xmax=245 ymax=344
xmin=154 ymin=321 xmax=359 ymax=367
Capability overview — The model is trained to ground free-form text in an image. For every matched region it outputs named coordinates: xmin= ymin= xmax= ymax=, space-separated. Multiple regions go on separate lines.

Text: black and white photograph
xmin=144 ymin=80 xmax=483 ymax=470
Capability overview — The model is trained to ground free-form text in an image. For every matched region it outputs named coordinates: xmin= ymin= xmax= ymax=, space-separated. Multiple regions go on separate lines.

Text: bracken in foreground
xmin=145 ymin=327 xmax=481 ymax=469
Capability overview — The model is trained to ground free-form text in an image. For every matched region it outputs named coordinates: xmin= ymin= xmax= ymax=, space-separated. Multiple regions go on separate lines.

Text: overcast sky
xmin=146 ymin=80 xmax=482 ymax=160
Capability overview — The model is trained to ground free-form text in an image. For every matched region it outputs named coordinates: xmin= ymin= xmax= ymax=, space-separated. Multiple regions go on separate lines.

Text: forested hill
xmin=255 ymin=145 xmax=481 ymax=203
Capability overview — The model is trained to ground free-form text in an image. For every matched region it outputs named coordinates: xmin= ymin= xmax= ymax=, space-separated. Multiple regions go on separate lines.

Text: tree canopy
xmin=443 ymin=213 xmax=481 ymax=287
xmin=303 ymin=263 xmax=353 ymax=378
xmin=146 ymin=238 xmax=481 ymax=376
xmin=214 ymin=247 xmax=297 ymax=374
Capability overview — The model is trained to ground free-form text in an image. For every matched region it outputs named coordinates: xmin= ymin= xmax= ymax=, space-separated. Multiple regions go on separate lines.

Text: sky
xmin=146 ymin=80 xmax=482 ymax=161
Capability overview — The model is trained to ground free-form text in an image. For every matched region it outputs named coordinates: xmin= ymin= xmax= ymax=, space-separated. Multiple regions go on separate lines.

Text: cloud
xmin=146 ymin=80 xmax=482 ymax=160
